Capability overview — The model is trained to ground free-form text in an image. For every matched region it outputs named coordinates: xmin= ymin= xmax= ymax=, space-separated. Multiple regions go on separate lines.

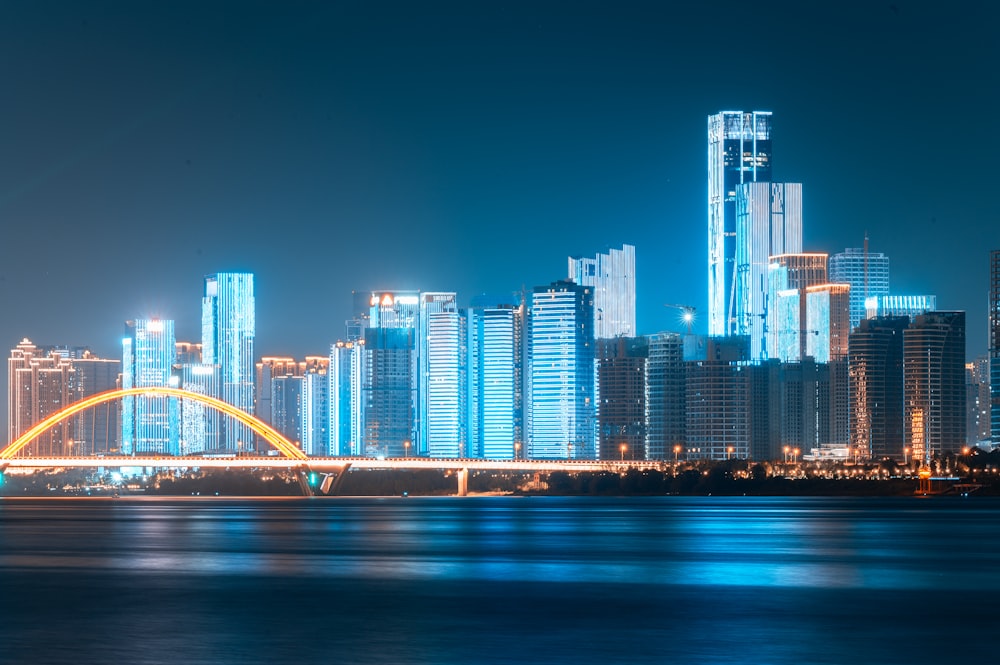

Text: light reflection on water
xmin=2 ymin=496 xmax=999 ymax=664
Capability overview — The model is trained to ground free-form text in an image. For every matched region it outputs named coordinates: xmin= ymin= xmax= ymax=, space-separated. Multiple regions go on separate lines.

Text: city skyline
xmin=0 ymin=4 xmax=996 ymax=378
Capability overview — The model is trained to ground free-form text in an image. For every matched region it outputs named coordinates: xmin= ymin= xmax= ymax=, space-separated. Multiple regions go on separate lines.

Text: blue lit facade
xmin=122 ymin=319 xmax=178 ymax=455
xmin=865 ymin=295 xmax=936 ymax=321
xmin=708 ymin=110 xmax=772 ymax=337
xmin=420 ymin=293 xmax=466 ymax=458
xmin=528 ymin=281 xmax=595 ymax=459
xmin=301 ymin=369 xmax=329 ymax=456
xmin=468 ymin=301 xmax=524 ymax=460
xmin=829 ymin=246 xmax=890 ymax=330
xmin=568 ymin=243 xmax=636 ymax=339
xmin=329 ymin=341 xmax=363 ymax=456
xmin=202 ymin=272 xmax=255 ymax=452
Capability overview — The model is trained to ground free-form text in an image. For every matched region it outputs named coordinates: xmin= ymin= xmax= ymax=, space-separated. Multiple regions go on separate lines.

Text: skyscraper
xmin=7 ymin=339 xmax=74 ymax=455
xmin=596 ymin=337 xmax=647 ymax=460
xmin=420 ymin=293 xmax=466 ymax=458
xmin=733 ymin=182 xmax=802 ymax=360
xmin=990 ymin=250 xmax=999 ymax=446
xmin=645 ymin=332 xmax=685 ymax=460
xmin=202 ymin=272 xmax=255 ymax=452
xmin=829 ymin=245 xmax=890 ymax=331
xmin=329 ymin=341 xmax=364 ymax=456
xmin=904 ymin=312 xmax=966 ymax=462
xmin=528 ymin=280 xmax=595 ymax=459
xmin=122 ymin=319 xmax=178 ymax=455
xmin=849 ymin=316 xmax=908 ymax=461
xmin=300 ymin=368 xmax=329 ymax=456
xmin=568 ymin=243 xmax=636 ymax=339
xmin=467 ymin=299 xmax=524 ymax=460
xmin=71 ymin=351 xmax=121 ymax=455
xmin=708 ymin=110 xmax=772 ymax=337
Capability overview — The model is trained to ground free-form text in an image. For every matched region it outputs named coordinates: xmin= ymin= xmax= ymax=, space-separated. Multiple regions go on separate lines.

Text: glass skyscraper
xmin=420 ymin=293 xmax=466 ymax=458
xmin=528 ymin=280 xmax=595 ymax=459
xmin=829 ymin=246 xmax=890 ymax=331
xmin=122 ymin=318 xmax=178 ymax=455
xmin=467 ymin=301 xmax=524 ymax=460
xmin=202 ymin=272 xmax=255 ymax=452
xmin=568 ymin=243 xmax=636 ymax=339
xmin=733 ymin=182 xmax=802 ymax=361
xmin=708 ymin=110 xmax=772 ymax=337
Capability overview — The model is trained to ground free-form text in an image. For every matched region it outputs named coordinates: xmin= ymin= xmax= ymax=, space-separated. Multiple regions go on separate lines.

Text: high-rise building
xmin=202 ymin=272 xmax=255 ymax=452
xmin=301 ymin=368 xmax=329 ymax=456
xmin=122 ymin=319 xmax=178 ymax=455
xmin=733 ymin=182 xmax=803 ymax=361
xmin=645 ymin=332 xmax=685 ymax=460
xmin=686 ymin=358 xmax=750 ymax=460
xmin=829 ymin=246 xmax=890 ymax=331
xmin=596 ymin=337 xmax=647 ymax=461
xmin=568 ymin=243 xmax=636 ymax=339
xmin=528 ymin=280 xmax=595 ymax=459
xmin=362 ymin=291 xmax=419 ymax=457
xmin=708 ymin=110 xmax=772 ymax=337
xmin=174 ymin=362 xmax=219 ymax=455
xmin=767 ymin=253 xmax=830 ymax=361
xmin=467 ymin=299 xmax=524 ymax=460
xmin=329 ymin=341 xmax=364 ymax=456
xmin=967 ymin=356 xmax=991 ymax=446
xmin=849 ymin=316 xmax=908 ymax=460
xmin=805 ymin=284 xmax=851 ymax=362
xmin=991 ymin=250 xmax=1000 ymax=445
xmin=71 ymin=351 xmax=121 ymax=455
xmin=420 ymin=293 xmax=466 ymax=458
xmin=865 ymin=295 xmax=937 ymax=321
xmin=904 ymin=312 xmax=966 ymax=462
xmin=7 ymin=339 xmax=74 ymax=455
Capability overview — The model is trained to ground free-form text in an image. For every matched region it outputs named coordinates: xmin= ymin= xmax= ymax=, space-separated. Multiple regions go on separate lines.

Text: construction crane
xmin=664 ymin=304 xmax=696 ymax=334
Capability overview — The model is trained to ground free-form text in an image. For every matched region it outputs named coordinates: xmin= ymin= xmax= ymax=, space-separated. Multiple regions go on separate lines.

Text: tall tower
xmin=733 ymin=182 xmax=802 ymax=360
xmin=202 ymin=272 xmax=255 ymax=452
xmin=708 ymin=110 xmax=773 ymax=337
xmin=904 ymin=312 xmax=966 ymax=462
xmin=529 ymin=280 xmax=595 ymax=459
xmin=568 ymin=243 xmax=636 ymax=339
xmin=830 ymin=246 xmax=890 ymax=331
xmin=848 ymin=316 xmax=908 ymax=461
xmin=122 ymin=319 xmax=178 ymax=455
xmin=419 ymin=292 xmax=466 ymax=458
xmin=467 ymin=299 xmax=524 ymax=460
xmin=990 ymin=250 xmax=1000 ymax=446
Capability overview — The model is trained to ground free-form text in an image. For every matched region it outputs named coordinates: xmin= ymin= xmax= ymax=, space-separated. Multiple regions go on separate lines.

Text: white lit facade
xmin=568 ymin=243 xmax=636 ymax=339
xmin=420 ymin=293 xmax=466 ymax=458
xmin=708 ymin=110 xmax=772 ymax=336
xmin=865 ymin=295 xmax=936 ymax=321
xmin=122 ymin=318 xmax=178 ymax=455
xmin=734 ymin=182 xmax=802 ymax=361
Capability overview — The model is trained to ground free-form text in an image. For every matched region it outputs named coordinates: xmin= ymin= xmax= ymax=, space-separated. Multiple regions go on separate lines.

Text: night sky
xmin=1 ymin=1 xmax=997 ymax=366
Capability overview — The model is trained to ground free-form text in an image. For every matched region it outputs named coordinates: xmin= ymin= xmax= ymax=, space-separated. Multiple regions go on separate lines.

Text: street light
xmin=727 ymin=446 xmax=734 ymax=460
xmin=514 ymin=441 xmax=521 ymax=459
xmin=783 ymin=445 xmax=790 ymax=463
xmin=404 ymin=440 xmax=411 ymax=457
xmin=673 ymin=444 xmax=682 ymax=462
xmin=904 ymin=446 xmax=910 ymax=465
xmin=793 ymin=448 xmax=800 ymax=463
xmin=620 ymin=443 xmax=627 ymax=461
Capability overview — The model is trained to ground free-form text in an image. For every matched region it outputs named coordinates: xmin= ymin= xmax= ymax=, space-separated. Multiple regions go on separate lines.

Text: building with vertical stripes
xmin=122 ymin=319 xmax=178 ymax=455
xmin=829 ymin=246 xmax=890 ymax=331
xmin=568 ymin=243 xmax=636 ymax=339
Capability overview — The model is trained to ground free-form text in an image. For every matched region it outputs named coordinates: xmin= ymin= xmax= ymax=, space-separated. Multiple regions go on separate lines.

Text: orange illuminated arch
xmin=0 ymin=387 xmax=307 ymax=461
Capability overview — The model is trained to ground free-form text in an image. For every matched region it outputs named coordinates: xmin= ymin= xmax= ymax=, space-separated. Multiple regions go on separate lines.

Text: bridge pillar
xmin=456 ymin=468 xmax=469 ymax=496
xmin=295 ymin=465 xmax=313 ymax=496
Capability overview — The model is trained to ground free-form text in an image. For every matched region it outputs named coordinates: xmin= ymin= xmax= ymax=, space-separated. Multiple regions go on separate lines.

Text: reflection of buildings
xmin=904 ymin=312 xmax=966 ymax=462
xmin=122 ymin=319 xmax=178 ymax=455
xmin=528 ymin=280 xmax=595 ymax=459
xmin=708 ymin=110 xmax=772 ymax=337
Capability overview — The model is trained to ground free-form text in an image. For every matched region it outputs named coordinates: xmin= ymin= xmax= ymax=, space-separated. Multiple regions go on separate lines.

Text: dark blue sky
xmin=0 ymin=0 xmax=997 ymax=363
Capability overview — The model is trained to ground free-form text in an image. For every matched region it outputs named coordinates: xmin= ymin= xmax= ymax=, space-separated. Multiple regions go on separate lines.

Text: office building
xmin=202 ymin=272 xmax=255 ymax=452
xmin=849 ymin=316 xmax=908 ymax=460
xmin=708 ymin=110 xmax=773 ymax=337
xmin=767 ymin=254 xmax=831 ymax=361
xmin=645 ymin=332 xmax=686 ymax=460
xmin=301 ymin=368 xmax=329 ymax=456
xmin=904 ymin=312 xmax=966 ymax=462
xmin=420 ymin=293 xmax=466 ymax=458
xmin=528 ymin=280 xmax=595 ymax=459
xmin=174 ymin=361 xmax=219 ymax=455
xmin=865 ymin=295 xmax=937 ymax=321
xmin=596 ymin=337 xmax=647 ymax=461
xmin=71 ymin=351 xmax=121 ymax=455
xmin=829 ymin=245 xmax=890 ymax=331
xmin=568 ymin=243 xmax=636 ymax=339
xmin=992 ymin=250 xmax=1000 ymax=445
xmin=122 ymin=319 xmax=178 ymax=455
xmin=467 ymin=298 xmax=524 ymax=460
xmin=967 ymin=356 xmax=991 ymax=446
xmin=733 ymin=182 xmax=803 ymax=361
xmin=805 ymin=284 xmax=851 ymax=362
